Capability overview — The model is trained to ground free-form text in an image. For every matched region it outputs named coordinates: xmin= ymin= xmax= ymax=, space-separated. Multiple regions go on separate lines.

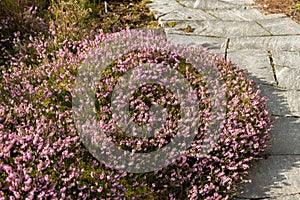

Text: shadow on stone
xmin=231 ymin=61 xmax=300 ymax=199
xmin=167 ymin=36 xmax=300 ymax=199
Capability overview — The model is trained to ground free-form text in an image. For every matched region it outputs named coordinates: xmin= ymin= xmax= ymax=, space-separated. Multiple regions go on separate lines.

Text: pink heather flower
xmin=0 ymin=28 xmax=272 ymax=199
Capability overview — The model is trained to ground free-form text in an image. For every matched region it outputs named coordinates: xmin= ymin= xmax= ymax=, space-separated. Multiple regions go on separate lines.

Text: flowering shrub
xmin=0 ymin=27 xmax=273 ymax=199
xmin=0 ymin=0 xmax=49 ymax=65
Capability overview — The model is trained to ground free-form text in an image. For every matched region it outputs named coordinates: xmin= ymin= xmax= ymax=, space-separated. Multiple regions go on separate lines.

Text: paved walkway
xmin=147 ymin=0 xmax=300 ymax=199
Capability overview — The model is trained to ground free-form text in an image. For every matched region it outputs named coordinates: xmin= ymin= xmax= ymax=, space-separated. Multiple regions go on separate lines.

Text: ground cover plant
xmin=0 ymin=0 xmax=273 ymax=199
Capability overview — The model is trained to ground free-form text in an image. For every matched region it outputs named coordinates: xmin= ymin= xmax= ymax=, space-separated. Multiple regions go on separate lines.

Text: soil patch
xmin=254 ymin=0 xmax=300 ymax=24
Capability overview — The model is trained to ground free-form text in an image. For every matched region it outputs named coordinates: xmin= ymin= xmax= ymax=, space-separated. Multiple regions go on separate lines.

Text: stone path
xmin=147 ymin=0 xmax=300 ymax=199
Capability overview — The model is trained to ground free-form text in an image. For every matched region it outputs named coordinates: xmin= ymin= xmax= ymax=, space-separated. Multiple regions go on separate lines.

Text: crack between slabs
xmin=155 ymin=11 xmax=173 ymax=20
xmin=255 ymin=21 xmax=273 ymax=36
xmin=198 ymin=5 xmax=258 ymax=12
xmin=271 ymin=114 xmax=300 ymax=119
xmin=267 ymin=50 xmax=279 ymax=86
xmin=224 ymin=38 xmax=230 ymax=61
xmin=166 ymin=32 xmax=224 ymax=38
xmin=224 ymin=34 xmax=300 ymax=39
xmin=175 ymin=0 xmax=186 ymax=7
xmin=259 ymin=82 xmax=300 ymax=92
xmin=205 ymin=11 xmax=220 ymax=19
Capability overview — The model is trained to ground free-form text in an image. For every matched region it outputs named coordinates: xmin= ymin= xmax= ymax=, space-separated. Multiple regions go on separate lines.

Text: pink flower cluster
xmin=0 ymin=28 xmax=273 ymax=199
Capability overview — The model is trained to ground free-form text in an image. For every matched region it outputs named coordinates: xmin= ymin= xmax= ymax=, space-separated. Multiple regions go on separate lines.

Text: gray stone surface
xmin=279 ymin=194 xmax=300 ymax=200
xmin=157 ymin=7 xmax=216 ymax=22
xmin=179 ymin=0 xmax=240 ymax=9
xmin=257 ymin=17 xmax=300 ymax=35
xmin=266 ymin=117 xmax=300 ymax=155
xmin=208 ymin=8 xmax=286 ymax=21
xmin=166 ymin=34 xmax=226 ymax=53
xmin=271 ymin=51 xmax=300 ymax=68
xmin=227 ymin=49 xmax=275 ymax=84
xmin=220 ymin=0 xmax=254 ymax=4
xmin=237 ymin=155 xmax=300 ymax=198
xmin=230 ymin=36 xmax=300 ymax=51
xmin=148 ymin=0 xmax=181 ymax=17
xmin=163 ymin=20 xmax=271 ymax=37
xmin=259 ymin=85 xmax=300 ymax=117
xmin=275 ymin=66 xmax=300 ymax=90
xmin=236 ymin=194 xmax=300 ymax=200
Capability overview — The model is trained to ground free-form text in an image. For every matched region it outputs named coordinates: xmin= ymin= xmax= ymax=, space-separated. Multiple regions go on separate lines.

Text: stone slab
xmin=163 ymin=20 xmax=271 ymax=37
xmin=208 ymin=8 xmax=286 ymax=21
xmin=275 ymin=66 xmax=300 ymax=90
xmin=227 ymin=49 xmax=275 ymax=84
xmin=266 ymin=117 xmax=300 ymax=155
xmin=229 ymin=36 xmax=300 ymax=52
xmin=257 ymin=17 xmax=300 ymax=35
xmin=237 ymin=155 xmax=300 ymax=198
xmin=166 ymin=34 xmax=226 ymax=53
xmin=259 ymin=85 xmax=300 ymax=117
xmin=271 ymin=51 xmax=300 ymax=69
xmin=278 ymin=194 xmax=300 ymax=200
xmin=158 ymin=7 xmax=216 ymax=22
xmin=219 ymin=0 xmax=254 ymax=5
xmin=148 ymin=0 xmax=182 ymax=17
xmin=236 ymin=194 xmax=300 ymax=200
xmin=179 ymin=0 xmax=240 ymax=10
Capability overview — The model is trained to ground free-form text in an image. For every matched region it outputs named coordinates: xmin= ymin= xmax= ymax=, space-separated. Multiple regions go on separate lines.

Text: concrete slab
xmin=227 ymin=49 xmax=275 ymax=84
xmin=230 ymin=36 xmax=300 ymax=52
xmin=266 ymin=117 xmax=300 ymax=155
xmin=237 ymin=155 xmax=300 ymax=199
xmin=275 ymin=66 xmax=300 ymax=90
xmin=163 ymin=20 xmax=271 ymax=37
xmin=259 ymin=85 xmax=300 ymax=117
xmin=257 ymin=17 xmax=300 ymax=35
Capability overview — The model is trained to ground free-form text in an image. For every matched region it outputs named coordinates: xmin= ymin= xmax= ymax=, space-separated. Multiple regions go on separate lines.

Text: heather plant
xmin=0 ymin=0 xmax=102 ymax=67
xmin=0 ymin=28 xmax=273 ymax=199
xmin=0 ymin=0 xmax=159 ymax=67
xmin=0 ymin=0 xmax=50 ymax=65
xmin=48 ymin=0 xmax=96 ymax=42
